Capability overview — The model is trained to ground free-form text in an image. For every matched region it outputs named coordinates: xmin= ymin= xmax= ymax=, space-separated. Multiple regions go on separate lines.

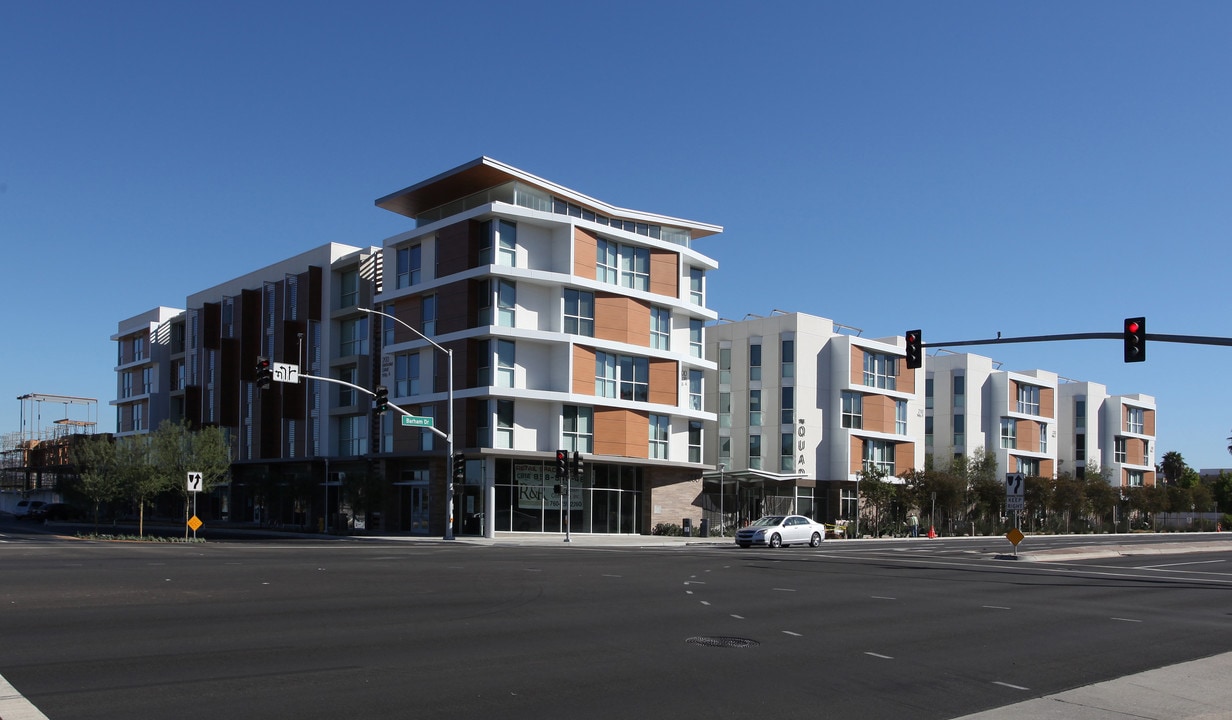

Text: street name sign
xmin=401 ymin=415 xmax=434 ymax=428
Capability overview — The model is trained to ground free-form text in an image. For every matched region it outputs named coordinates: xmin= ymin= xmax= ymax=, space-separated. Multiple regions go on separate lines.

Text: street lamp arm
xmin=358 ymin=307 xmax=448 ymax=355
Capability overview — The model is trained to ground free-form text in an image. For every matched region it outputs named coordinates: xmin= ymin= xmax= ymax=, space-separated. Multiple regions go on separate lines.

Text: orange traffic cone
xmin=927 ymin=525 xmax=936 ymax=539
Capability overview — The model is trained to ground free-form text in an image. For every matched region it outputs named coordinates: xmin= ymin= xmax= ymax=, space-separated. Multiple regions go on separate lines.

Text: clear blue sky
xmin=3 ymin=1 xmax=1230 ymax=470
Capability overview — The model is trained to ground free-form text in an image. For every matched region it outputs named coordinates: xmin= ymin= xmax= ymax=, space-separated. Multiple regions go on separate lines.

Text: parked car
xmin=30 ymin=503 xmax=84 ymax=522
xmin=735 ymin=515 xmax=826 ymax=548
xmin=13 ymin=500 xmax=46 ymax=520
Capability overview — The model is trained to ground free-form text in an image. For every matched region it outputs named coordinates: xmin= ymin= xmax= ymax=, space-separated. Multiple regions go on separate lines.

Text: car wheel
xmin=769 ymin=533 xmax=782 ymax=548
xmin=809 ymin=532 xmax=821 ymax=547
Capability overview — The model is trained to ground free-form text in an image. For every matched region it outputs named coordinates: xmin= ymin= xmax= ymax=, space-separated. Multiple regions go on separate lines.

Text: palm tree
xmin=1160 ymin=451 xmax=1187 ymax=486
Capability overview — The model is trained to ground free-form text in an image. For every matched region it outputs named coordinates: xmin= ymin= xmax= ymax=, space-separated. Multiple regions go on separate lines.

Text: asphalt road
xmin=1 ymin=529 xmax=1231 ymax=720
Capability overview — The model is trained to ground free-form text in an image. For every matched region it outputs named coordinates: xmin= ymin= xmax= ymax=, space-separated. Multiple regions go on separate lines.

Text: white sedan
xmin=735 ymin=515 xmax=826 ymax=548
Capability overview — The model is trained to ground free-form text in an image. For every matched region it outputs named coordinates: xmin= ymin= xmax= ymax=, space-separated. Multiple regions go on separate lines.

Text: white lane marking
xmin=871 ymin=595 xmax=896 ymax=600
xmin=601 ymin=574 xmax=622 ymax=578
xmin=700 ymin=601 xmax=711 ymax=606
xmin=1138 ymin=559 xmax=1226 ymax=569
xmin=983 ymin=605 xmax=1011 ymax=610
xmin=993 ymin=681 xmax=1029 ymax=690
xmin=731 ymin=614 xmax=744 ymax=619
xmin=1111 ymin=617 xmax=1142 ymax=623
xmin=783 ymin=631 xmax=802 ymax=637
xmin=772 ymin=587 xmax=796 ymax=592
xmin=865 ymin=652 xmax=893 ymax=659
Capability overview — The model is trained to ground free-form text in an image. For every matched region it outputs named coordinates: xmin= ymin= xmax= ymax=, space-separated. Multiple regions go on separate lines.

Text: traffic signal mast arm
xmin=295 ymin=371 xmax=449 ymax=440
xmin=920 ymin=331 xmax=1232 ymax=350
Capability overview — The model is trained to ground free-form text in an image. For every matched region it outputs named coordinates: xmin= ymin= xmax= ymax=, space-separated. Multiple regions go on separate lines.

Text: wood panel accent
xmin=648 ymin=358 xmax=678 ymax=406
xmin=595 ymin=407 xmax=648 ymax=459
xmin=573 ymin=345 xmax=596 ymax=395
xmin=648 ymin=249 xmax=678 ymax=298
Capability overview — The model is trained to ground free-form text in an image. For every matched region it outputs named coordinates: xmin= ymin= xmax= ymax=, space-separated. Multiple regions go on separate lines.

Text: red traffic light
xmin=1123 ymin=316 xmax=1146 ymax=363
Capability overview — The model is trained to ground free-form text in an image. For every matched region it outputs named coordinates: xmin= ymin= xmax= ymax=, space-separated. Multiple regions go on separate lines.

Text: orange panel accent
xmin=850 ymin=346 xmax=863 ymax=385
xmin=1040 ymin=387 xmax=1054 ymax=418
xmin=574 ymin=227 xmax=598 ymax=279
xmin=649 ymin=358 xmax=677 ymax=406
xmin=648 ymin=249 xmax=679 ymax=298
xmin=595 ymin=407 xmax=648 ymax=459
xmin=849 ymin=435 xmax=862 ymax=474
xmin=572 ymin=345 xmax=596 ymax=395
xmin=1018 ymin=419 xmax=1040 ymax=450
xmin=894 ymin=442 xmax=914 ymax=475
xmin=1144 ymin=408 xmax=1156 ymax=436
xmin=863 ymin=394 xmax=893 ymax=433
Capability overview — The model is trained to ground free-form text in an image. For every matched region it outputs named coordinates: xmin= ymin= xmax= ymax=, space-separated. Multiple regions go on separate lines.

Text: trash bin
xmin=699 ymin=518 xmax=710 ymax=538
xmin=682 ymin=517 xmax=692 ymax=537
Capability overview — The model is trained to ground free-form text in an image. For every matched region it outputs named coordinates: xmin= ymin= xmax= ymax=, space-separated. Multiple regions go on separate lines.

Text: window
xmin=1075 ymin=433 xmax=1086 ymax=461
xmin=718 ymin=392 xmax=731 ymax=429
xmin=596 ymin=238 xmax=619 ymax=284
xmin=863 ymin=439 xmax=895 ymax=476
xmin=718 ymin=435 xmax=731 ymax=466
xmin=1115 ymin=437 xmax=1127 ymax=463
xmin=1142 ymin=439 xmax=1150 ymax=465
xmin=781 ymin=386 xmax=794 ymax=424
xmin=395 ymin=353 xmax=420 ymax=397
xmin=841 ymin=391 xmax=862 ymax=429
xmin=780 ymin=432 xmax=793 ymax=472
xmin=132 ymin=403 xmax=144 ymax=432
xmin=421 ymin=294 xmax=437 ymax=337
xmin=496 ymin=340 xmax=515 ymax=388
xmin=1017 ymin=384 xmax=1040 ymax=415
xmin=749 ymin=389 xmax=762 ymax=426
xmin=896 ymin=399 xmax=907 ymax=435
xmin=122 ymin=372 xmax=133 ymax=399
xmin=748 ymin=434 xmax=762 ymax=470
xmin=495 ymin=220 xmax=517 ymax=266
xmin=1000 ymin=418 xmax=1017 ymax=449
xmin=132 ymin=336 xmax=145 ymax=362
xmin=689 ymin=267 xmax=705 ymax=305
xmin=340 ymin=269 xmax=359 ymax=308
xmin=565 ymin=289 xmax=595 ymax=336
xmin=953 ymin=413 xmax=965 ymax=448
xmin=925 ymin=378 xmax=934 ymax=410
xmin=924 ymin=415 xmax=933 ymax=447
xmin=396 ymin=245 xmax=421 ymax=288
xmin=339 ymin=317 xmax=368 ymax=356
xmin=749 ymin=343 xmax=762 ymax=382
xmin=719 ymin=347 xmax=731 ymax=386
xmin=596 ymin=352 xmax=617 ymax=398
xmin=689 ymin=370 xmax=703 ymax=411
xmin=338 ymin=415 xmax=367 ymax=456
xmin=1126 ymin=406 xmax=1144 ymax=434
xmin=495 ymin=399 xmax=514 ymax=449
xmin=1127 ymin=470 xmax=1144 ymax=487
xmin=689 ymin=319 xmax=703 ymax=358
xmin=618 ymin=355 xmax=649 ymax=402
xmin=497 ymin=279 xmax=516 ymax=327
xmin=650 ymin=307 xmax=671 ymax=350
xmin=688 ymin=421 xmax=703 ymax=463
xmin=1016 ymin=457 xmax=1039 ymax=476
xmin=382 ymin=304 xmax=396 ymax=346
xmin=953 ymin=375 xmax=965 ymax=409
xmin=418 ymin=406 xmax=435 ymax=451
xmin=141 ymin=367 xmax=152 ymax=395
xmin=338 ymin=365 xmax=358 ymax=407
xmin=563 ymin=405 xmax=594 ymax=453
xmin=1075 ymin=398 xmax=1086 ymax=430
xmin=1039 ymin=421 xmax=1048 ymax=453
xmin=863 ymin=351 xmax=897 ymax=390
xmin=649 ymin=414 xmax=669 ymax=459
xmin=620 ymin=245 xmax=649 ymax=291
xmin=781 ymin=339 xmax=794 ymax=379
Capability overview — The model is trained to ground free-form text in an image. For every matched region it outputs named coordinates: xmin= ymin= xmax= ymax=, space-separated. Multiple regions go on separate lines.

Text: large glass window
xmin=719 ymin=392 xmax=731 ymax=429
xmin=863 ymin=351 xmax=898 ymax=390
xmin=689 ymin=267 xmax=705 ymax=305
xmin=620 ymin=245 xmax=649 ymax=291
xmin=689 ymin=369 xmax=703 ymax=411
xmin=395 ymin=352 xmax=420 ymax=397
xmin=1038 ymin=421 xmax=1048 ymax=453
xmin=596 ymin=239 xmax=619 ymax=284
xmin=650 ymin=307 xmax=671 ymax=350
xmin=1115 ymin=437 xmax=1127 ymax=463
xmin=421 ymin=295 xmax=436 ymax=337
xmin=564 ymin=289 xmax=595 ymax=336
xmin=340 ymin=269 xmax=359 ymax=308
xmin=497 ymin=279 xmax=516 ymax=327
xmin=781 ymin=386 xmax=794 ymax=424
xmin=596 ymin=352 xmax=617 ymax=398
xmin=749 ymin=389 xmax=762 ymax=426
xmin=841 ymin=391 xmax=862 ymax=429
xmin=781 ymin=339 xmax=795 ymax=379
xmin=496 ymin=400 xmax=514 ymax=449
xmin=863 ymin=439 xmax=895 ymax=476
xmin=719 ymin=347 xmax=731 ymax=386
xmin=649 ymin=414 xmax=669 ymax=459
xmin=780 ymin=432 xmax=793 ymax=472
xmin=748 ymin=434 xmax=762 ymax=470
xmin=563 ymin=405 xmax=593 ymax=453
xmin=339 ymin=317 xmax=368 ymax=356
xmin=1017 ymin=384 xmax=1041 ymax=415
xmin=688 ymin=421 xmax=702 ymax=463
xmin=749 ymin=343 xmax=762 ymax=382
xmin=896 ymin=399 xmax=907 ymax=435
xmin=396 ymin=244 xmax=421 ymax=288
xmin=496 ymin=340 xmax=515 ymax=388
xmin=1126 ymin=406 xmax=1144 ymax=434
xmin=618 ymin=355 xmax=649 ymax=402
xmin=338 ymin=415 xmax=367 ymax=456
xmin=689 ymin=319 xmax=703 ymax=358
xmin=1000 ymin=418 xmax=1016 ymax=449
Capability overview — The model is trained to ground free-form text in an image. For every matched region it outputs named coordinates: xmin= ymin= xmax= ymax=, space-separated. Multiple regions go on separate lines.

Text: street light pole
xmin=358 ymin=307 xmax=456 ymax=540
xmin=718 ymin=463 xmax=726 ymax=538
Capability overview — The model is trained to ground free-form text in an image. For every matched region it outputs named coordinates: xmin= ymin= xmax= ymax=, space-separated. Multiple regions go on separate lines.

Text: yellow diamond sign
xmin=1006 ymin=527 xmax=1024 ymax=546
xmin=187 ymin=515 xmax=203 ymax=532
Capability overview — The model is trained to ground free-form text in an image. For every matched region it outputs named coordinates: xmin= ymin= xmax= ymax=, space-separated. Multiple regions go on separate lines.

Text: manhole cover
xmin=686 ymin=636 xmax=760 ymax=649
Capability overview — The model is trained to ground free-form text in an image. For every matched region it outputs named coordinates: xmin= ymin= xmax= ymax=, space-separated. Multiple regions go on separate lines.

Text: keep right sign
xmin=1006 ymin=472 xmax=1025 ymax=512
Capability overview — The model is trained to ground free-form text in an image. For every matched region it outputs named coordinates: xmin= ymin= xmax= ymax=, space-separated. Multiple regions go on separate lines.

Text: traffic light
xmin=556 ymin=449 xmax=567 ymax=479
xmin=572 ymin=451 xmax=584 ymax=480
xmin=255 ymin=357 xmax=272 ymax=390
xmin=1123 ymin=317 xmax=1146 ymax=363
xmin=452 ymin=452 xmax=465 ymax=483
xmin=905 ymin=329 xmax=923 ymax=369
xmin=373 ymin=385 xmax=389 ymax=413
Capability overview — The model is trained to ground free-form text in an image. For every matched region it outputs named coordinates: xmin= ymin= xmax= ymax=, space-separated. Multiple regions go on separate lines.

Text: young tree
xmin=150 ymin=420 xmax=232 ymax=536
xmin=68 ymin=434 xmax=121 ymax=528
xmin=115 ymin=434 xmax=161 ymax=537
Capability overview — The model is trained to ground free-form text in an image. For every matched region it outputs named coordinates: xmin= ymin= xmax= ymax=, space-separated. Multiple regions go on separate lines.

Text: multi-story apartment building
xmin=1057 ymin=382 xmax=1157 ymax=486
xmin=371 ymin=157 xmax=722 ymax=537
xmin=706 ymin=312 xmax=923 ymax=526
xmin=112 ymin=306 xmax=183 ymax=436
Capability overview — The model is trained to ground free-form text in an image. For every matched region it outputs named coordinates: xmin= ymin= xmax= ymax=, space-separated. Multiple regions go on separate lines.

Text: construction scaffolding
xmin=1 ymin=394 xmax=100 ymax=493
